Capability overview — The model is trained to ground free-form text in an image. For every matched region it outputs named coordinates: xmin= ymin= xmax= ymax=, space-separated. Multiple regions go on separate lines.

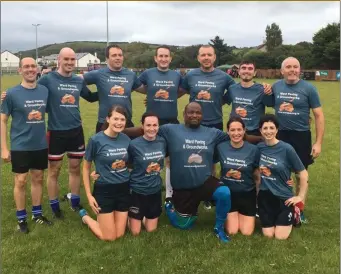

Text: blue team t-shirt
xmin=272 ymin=80 xmax=321 ymax=131
xmin=1 ymin=84 xmax=48 ymax=151
xmin=128 ymin=136 xmax=167 ymax=195
xmin=158 ymin=124 xmax=229 ymax=189
xmin=257 ymin=141 xmax=305 ymax=199
xmin=83 ymin=67 xmax=141 ymax=123
xmin=138 ymin=68 xmax=182 ymax=120
xmin=224 ymin=83 xmax=274 ymax=131
xmin=181 ymin=68 xmax=235 ymax=125
xmin=38 ymin=71 xmax=98 ymax=130
xmin=84 ymin=131 xmax=131 ymax=185
xmin=216 ymin=141 xmax=260 ymax=192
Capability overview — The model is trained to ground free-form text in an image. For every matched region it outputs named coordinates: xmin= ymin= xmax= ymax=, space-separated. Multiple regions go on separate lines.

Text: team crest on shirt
xmin=146 ymin=162 xmax=161 ymax=173
xmin=155 ymin=89 xmax=169 ymax=99
xmin=111 ymin=159 xmax=126 ymax=170
xmin=236 ymin=106 xmax=248 ymax=117
xmin=226 ymin=169 xmax=242 ymax=179
xmin=188 ymin=153 xmax=203 ymax=164
xmin=197 ymin=90 xmax=211 ymax=100
xmin=279 ymin=102 xmax=294 ymax=112
xmin=260 ymin=165 xmax=272 ymax=177
xmin=110 ymin=85 xmax=125 ymax=95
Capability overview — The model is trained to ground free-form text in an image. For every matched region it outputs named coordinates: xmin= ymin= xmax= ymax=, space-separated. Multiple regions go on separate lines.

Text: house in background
xmin=41 ymin=52 xmax=100 ymax=68
xmin=1 ymin=50 xmax=20 ymax=68
xmin=255 ymin=43 xmax=267 ymax=52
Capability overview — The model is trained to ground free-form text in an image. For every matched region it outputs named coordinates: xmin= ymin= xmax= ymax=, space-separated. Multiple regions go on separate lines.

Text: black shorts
xmin=128 ymin=190 xmax=162 ymax=220
xmin=47 ymin=126 xmax=85 ymax=161
xmin=172 ymin=176 xmax=224 ymax=215
xmin=11 ymin=149 xmax=48 ymax=174
xmin=92 ymin=182 xmax=131 ymax=214
xmin=159 ymin=118 xmax=179 ymax=126
xmin=96 ymin=119 xmax=134 ymax=133
xmin=277 ymin=130 xmax=313 ymax=168
xmin=230 ymin=189 xmax=257 ymax=216
xmin=246 ymin=129 xmax=261 ymax=136
xmin=201 ymin=122 xmax=223 ymax=131
xmin=257 ymin=190 xmax=294 ymax=228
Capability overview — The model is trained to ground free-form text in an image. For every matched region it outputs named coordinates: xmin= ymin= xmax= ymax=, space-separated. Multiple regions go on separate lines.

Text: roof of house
xmin=42 ymin=52 xmax=94 ymax=60
xmin=1 ymin=50 xmax=17 ymax=55
xmin=256 ymin=43 xmax=266 ymax=50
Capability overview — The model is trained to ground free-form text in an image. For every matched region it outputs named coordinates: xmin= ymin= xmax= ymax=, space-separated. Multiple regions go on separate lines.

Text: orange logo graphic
xmin=61 ymin=94 xmax=76 ymax=104
xmin=279 ymin=102 xmax=294 ymax=112
xmin=155 ymin=89 xmax=169 ymax=99
xmin=226 ymin=169 xmax=242 ymax=179
xmin=28 ymin=110 xmax=42 ymax=120
xmin=260 ymin=166 xmax=271 ymax=177
xmin=146 ymin=162 xmax=161 ymax=173
xmin=197 ymin=90 xmax=211 ymax=100
xmin=188 ymin=153 xmax=203 ymax=164
xmin=111 ymin=159 xmax=126 ymax=169
xmin=236 ymin=107 xmax=247 ymax=118
xmin=110 ymin=85 xmax=125 ymax=95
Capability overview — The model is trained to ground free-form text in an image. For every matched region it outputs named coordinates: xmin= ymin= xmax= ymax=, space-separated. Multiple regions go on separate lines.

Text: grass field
xmin=1 ymin=75 xmax=340 ymax=274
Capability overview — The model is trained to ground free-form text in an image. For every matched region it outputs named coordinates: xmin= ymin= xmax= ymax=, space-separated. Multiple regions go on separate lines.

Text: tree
xmin=265 ymin=23 xmax=283 ymax=51
xmin=209 ymin=36 xmax=232 ymax=66
xmin=312 ymin=23 xmax=340 ymax=69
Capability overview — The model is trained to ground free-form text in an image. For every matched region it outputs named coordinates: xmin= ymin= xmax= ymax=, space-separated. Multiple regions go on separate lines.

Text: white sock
xmin=165 ymin=167 xmax=173 ymax=198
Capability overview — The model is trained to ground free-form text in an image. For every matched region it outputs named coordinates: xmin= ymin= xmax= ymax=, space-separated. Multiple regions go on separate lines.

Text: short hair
xmin=141 ymin=112 xmax=159 ymax=124
xmin=155 ymin=45 xmax=171 ymax=56
xmin=197 ymin=45 xmax=215 ymax=55
xmin=259 ymin=114 xmax=279 ymax=129
xmin=239 ymin=60 xmax=256 ymax=69
xmin=105 ymin=44 xmax=123 ymax=58
xmin=227 ymin=116 xmax=246 ymax=130
xmin=184 ymin=102 xmax=201 ymax=113
xmin=281 ymin=57 xmax=300 ymax=69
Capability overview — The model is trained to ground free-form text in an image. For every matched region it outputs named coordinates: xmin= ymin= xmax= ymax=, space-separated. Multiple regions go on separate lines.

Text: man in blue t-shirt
xmin=82 ymin=44 xmax=141 ymax=133
xmin=1 ymin=57 xmax=53 ymax=233
xmin=224 ymin=60 xmax=274 ymax=140
xmin=271 ymin=57 xmax=325 ymax=222
xmin=134 ymin=46 xmax=183 ymax=204
xmin=124 ymin=102 xmax=232 ymax=243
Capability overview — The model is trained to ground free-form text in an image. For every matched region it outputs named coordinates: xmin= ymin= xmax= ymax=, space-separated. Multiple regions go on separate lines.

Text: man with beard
xmin=271 ymin=57 xmax=325 ymax=223
xmin=1 ymin=58 xmax=52 ymax=233
xmin=124 ymin=102 xmax=232 ymax=243
xmin=224 ymin=60 xmax=274 ymax=142
xmin=81 ymin=44 xmax=141 ymax=133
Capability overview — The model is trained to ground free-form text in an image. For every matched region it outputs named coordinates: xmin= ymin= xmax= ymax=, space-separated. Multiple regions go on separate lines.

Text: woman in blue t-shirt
xmin=128 ymin=112 xmax=167 ymax=235
xmin=257 ymin=114 xmax=308 ymax=240
xmin=216 ymin=117 xmax=260 ymax=236
xmin=79 ymin=105 xmax=131 ymax=241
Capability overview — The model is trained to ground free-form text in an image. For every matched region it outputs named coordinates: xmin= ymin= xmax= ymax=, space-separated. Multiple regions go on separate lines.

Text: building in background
xmin=1 ymin=50 xmax=20 ymax=68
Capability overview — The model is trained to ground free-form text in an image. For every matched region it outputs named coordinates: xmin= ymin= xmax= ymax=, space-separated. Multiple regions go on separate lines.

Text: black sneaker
xmin=53 ymin=209 xmax=64 ymax=219
xmin=71 ymin=205 xmax=83 ymax=212
xmin=203 ymin=201 xmax=212 ymax=210
xmin=164 ymin=197 xmax=173 ymax=205
xmin=32 ymin=215 xmax=53 ymax=226
xmin=17 ymin=220 xmax=29 ymax=234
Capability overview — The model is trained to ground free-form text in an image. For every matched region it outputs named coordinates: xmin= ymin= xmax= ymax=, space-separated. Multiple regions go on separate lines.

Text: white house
xmin=41 ymin=52 xmax=100 ymax=68
xmin=1 ymin=50 xmax=20 ymax=68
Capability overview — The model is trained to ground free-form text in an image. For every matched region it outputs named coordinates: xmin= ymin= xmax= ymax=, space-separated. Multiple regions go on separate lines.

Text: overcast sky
xmin=1 ymin=1 xmax=339 ymax=52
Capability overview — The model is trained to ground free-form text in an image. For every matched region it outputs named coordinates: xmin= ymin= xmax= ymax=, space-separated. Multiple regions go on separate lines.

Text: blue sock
xmin=32 ymin=205 xmax=42 ymax=218
xmin=16 ymin=209 xmax=27 ymax=221
xmin=71 ymin=194 xmax=80 ymax=208
xmin=212 ymin=186 xmax=231 ymax=230
xmin=50 ymin=199 xmax=60 ymax=213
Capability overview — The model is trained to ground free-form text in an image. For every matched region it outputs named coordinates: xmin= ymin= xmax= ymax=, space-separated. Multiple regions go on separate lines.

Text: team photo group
xmin=0 ymin=43 xmax=324 ymax=243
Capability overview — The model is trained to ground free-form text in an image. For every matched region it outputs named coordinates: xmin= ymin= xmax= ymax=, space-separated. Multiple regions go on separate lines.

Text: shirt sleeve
xmin=213 ymin=128 xmax=230 ymax=145
xmin=286 ymin=144 xmax=305 ymax=172
xmin=262 ymin=93 xmax=275 ymax=107
xmin=180 ymin=74 xmax=190 ymax=93
xmin=127 ymin=144 xmax=135 ymax=165
xmin=80 ymin=81 xmax=99 ymax=102
xmin=132 ymin=72 xmax=142 ymax=90
xmin=157 ymin=125 xmax=170 ymax=143
xmin=84 ymin=137 xmax=96 ymax=162
xmin=37 ymin=75 xmax=49 ymax=87
xmin=223 ymin=87 xmax=232 ymax=105
xmin=253 ymin=147 xmax=260 ymax=168
xmin=0 ymin=91 xmax=12 ymax=115
xmin=225 ymin=74 xmax=236 ymax=90
xmin=308 ymin=85 xmax=322 ymax=109
xmin=137 ymin=70 xmax=148 ymax=86
xmin=83 ymin=71 xmax=99 ymax=85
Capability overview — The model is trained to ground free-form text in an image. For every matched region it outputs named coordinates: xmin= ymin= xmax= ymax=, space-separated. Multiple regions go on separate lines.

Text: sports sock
xmin=16 ymin=209 xmax=27 ymax=221
xmin=71 ymin=194 xmax=80 ymax=208
xmin=32 ymin=205 xmax=42 ymax=218
xmin=165 ymin=167 xmax=173 ymax=199
xmin=212 ymin=186 xmax=231 ymax=230
xmin=50 ymin=198 xmax=60 ymax=213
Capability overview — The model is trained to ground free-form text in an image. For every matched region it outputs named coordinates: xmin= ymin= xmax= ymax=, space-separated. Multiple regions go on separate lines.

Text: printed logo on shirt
xmin=197 ymin=90 xmax=211 ymax=100
xmin=110 ymin=85 xmax=125 ymax=95
xmin=259 ymin=165 xmax=272 ymax=177
xmin=279 ymin=102 xmax=294 ymax=112
xmin=146 ymin=162 xmax=161 ymax=173
xmin=27 ymin=110 xmax=42 ymax=120
xmin=236 ymin=106 xmax=248 ymax=117
xmin=155 ymin=89 xmax=169 ymax=99
xmin=226 ymin=169 xmax=242 ymax=179
xmin=111 ymin=159 xmax=126 ymax=170
xmin=61 ymin=94 xmax=76 ymax=104
xmin=188 ymin=153 xmax=203 ymax=164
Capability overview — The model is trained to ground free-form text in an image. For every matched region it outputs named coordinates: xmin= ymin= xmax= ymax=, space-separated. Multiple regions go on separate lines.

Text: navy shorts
xmin=11 ymin=149 xmax=48 ymax=174
xmin=128 ymin=190 xmax=162 ymax=220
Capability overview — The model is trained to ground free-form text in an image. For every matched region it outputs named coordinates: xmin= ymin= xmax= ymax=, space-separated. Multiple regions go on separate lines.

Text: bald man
xmin=38 ymin=47 xmax=99 ymax=218
xmin=1 ymin=58 xmax=53 ymax=233
xmin=271 ymin=57 xmax=325 ymax=222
